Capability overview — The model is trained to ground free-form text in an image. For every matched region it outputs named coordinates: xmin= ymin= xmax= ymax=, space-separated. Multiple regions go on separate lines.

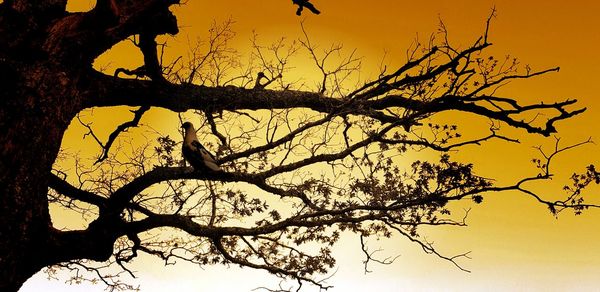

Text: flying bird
xmin=292 ymin=0 xmax=320 ymax=16
xmin=181 ymin=122 xmax=222 ymax=172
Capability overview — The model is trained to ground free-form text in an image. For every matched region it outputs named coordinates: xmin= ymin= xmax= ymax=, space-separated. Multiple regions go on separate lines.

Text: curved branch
xmin=95 ymin=106 xmax=150 ymax=164
xmin=44 ymin=0 xmax=180 ymax=63
xmin=48 ymin=173 xmax=107 ymax=208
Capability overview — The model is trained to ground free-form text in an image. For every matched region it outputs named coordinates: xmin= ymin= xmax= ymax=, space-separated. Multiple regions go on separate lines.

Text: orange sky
xmin=22 ymin=1 xmax=600 ymax=291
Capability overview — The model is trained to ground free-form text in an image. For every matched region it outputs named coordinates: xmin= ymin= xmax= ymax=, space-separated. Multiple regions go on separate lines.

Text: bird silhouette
xmin=254 ymin=71 xmax=267 ymax=89
xmin=292 ymin=0 xmax=320 ymax=16
xmin=181 ymin=122 xmax=221 ymax=172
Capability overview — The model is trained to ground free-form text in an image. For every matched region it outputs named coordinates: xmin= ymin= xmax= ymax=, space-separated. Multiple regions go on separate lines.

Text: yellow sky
xmin=22 ymin=1 xmax=600 ymax=291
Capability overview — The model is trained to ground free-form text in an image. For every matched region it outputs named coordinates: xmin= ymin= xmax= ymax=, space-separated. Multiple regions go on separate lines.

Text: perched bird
xmin=254 ymin=71 xmax=267 ymax=89
xmin=181 ymin=122 xmax=222 ymax=172
xmin=253 ymin=71 xmax=282 ymax=89
xmin=292 ymin=0 xmax=320 ymax=16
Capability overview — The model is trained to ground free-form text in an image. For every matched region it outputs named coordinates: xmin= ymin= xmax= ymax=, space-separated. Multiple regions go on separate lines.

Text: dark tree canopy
xmin=1 ymin=1 xmax=598 ymax=291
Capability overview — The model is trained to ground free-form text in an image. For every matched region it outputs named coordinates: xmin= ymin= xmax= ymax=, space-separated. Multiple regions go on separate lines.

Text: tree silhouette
xmin=0 ymin=2 xmax=597 ymax=291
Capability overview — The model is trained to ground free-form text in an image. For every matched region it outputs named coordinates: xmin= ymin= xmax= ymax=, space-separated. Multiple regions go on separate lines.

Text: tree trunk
xmin=0 ymin=59 xmax=80 ymax=290
xmin=0 ymin=2 xmax=92 ymax=288
xmin=0 ymin=1 xmax=173 ymax=288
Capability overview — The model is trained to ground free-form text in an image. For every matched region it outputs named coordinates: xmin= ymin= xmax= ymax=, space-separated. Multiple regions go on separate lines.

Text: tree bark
xmin=0 ymin=0 xmax=180 ymax=289
xmin=0 ymin=4 xmax=85 ymax=288
xmin=0 ymin=65 xmax=76 ymax=290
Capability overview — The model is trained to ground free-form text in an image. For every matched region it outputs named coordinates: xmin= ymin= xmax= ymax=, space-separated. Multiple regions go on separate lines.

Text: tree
xmin=1 ymin=1 xmax=597 ymax=291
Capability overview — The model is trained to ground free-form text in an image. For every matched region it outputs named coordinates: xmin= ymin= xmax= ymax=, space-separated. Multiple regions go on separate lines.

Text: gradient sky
xmin=21 ymin=1 xmax=600 ymax=291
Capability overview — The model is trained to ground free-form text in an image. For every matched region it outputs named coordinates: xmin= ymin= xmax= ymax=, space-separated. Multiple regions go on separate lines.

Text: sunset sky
xmin=21 ymin=1 xmax=600 ymax=291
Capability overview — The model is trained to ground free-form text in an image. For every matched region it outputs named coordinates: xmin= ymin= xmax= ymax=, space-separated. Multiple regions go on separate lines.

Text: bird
xmin=254 ymin=71 xmax=267 ymax=89
xmin=292 ymin=0 xmax=320 ymax=16
xmin=181 ymin=122 xmax=222 ymax=172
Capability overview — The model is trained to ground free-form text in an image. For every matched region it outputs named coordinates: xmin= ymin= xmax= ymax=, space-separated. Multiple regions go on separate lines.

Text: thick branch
xmin=44 ymin=0 xmax=180 ymax=63
xmin=48 ymin=173 xmax=107 ymax=208
xmin=89 ymin=72 xmax=583 ymax=137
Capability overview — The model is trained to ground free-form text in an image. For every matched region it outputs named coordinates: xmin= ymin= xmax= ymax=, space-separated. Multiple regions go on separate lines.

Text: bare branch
xmin=360 ymin=235 xmax=399 ymax=274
